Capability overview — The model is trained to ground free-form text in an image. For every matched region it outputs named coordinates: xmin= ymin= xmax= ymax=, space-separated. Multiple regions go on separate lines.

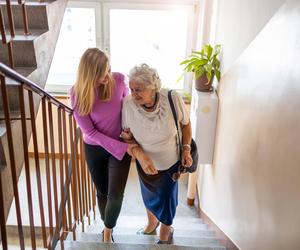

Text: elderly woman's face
xmin=129 ymin=80 xmax=155 ymax=106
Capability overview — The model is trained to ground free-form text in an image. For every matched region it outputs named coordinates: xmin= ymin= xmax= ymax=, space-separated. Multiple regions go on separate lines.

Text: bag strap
xmin=167 ymin=90 xmax=182 ymax=157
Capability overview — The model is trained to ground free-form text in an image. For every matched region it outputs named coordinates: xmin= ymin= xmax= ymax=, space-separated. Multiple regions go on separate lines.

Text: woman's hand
xmin=132 ymin=147 xmax=158 ymax=175
xmin=181 ymin=147 xmax=193 ymax=168
xmin=120 ymin=128 xmax=137 ymax=144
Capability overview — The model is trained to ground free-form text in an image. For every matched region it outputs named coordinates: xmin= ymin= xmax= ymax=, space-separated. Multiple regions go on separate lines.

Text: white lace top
xmin=122 ymin=89 xmax=189 ymax=170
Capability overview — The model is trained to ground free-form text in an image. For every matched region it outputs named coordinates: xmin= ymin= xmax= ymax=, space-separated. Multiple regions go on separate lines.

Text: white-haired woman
xmin=71 ymin=49 xmax=151 ymax=243
xmin=121 ymin=63 xmax=193 ymax=244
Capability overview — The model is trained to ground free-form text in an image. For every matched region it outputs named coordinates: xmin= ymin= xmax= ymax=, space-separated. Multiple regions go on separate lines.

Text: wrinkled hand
xmin=120 ymin=128 xmax=137 ymax=144
xmin=133 ymin=147 xmax=158 ymax=175
xmin=181 ymin=149 xmax=193 ymax=168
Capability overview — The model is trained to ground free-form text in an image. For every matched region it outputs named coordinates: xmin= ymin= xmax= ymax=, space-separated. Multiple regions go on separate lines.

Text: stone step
xmin=84 ymin=226 xmax=216 ymax=238
xmin=58 ymin=241 xmax=226 ymax=250
xmin=0 ymin=1 xmax=50 ymax=30
xmin=89 ymin=215 xmax=207 ymax=231
xmin=0 ymin=29 xmax=48 ymax=67
xmin=0 ymin=29 xmax=48 ymax=43
xmin=72 ymin=232 xmax=221 ymax=248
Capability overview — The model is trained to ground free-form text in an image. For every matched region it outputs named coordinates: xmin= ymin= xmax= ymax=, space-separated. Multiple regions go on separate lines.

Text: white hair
xmin=128 ymin=63 xmax=161 ymax=91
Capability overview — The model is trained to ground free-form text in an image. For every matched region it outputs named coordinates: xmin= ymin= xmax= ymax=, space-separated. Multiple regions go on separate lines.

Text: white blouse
xmin=122 ymin=89 xmax=189 ymax=170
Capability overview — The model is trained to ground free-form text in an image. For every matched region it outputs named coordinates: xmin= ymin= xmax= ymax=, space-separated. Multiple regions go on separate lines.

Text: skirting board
xmin=195 ymin=188 xmax=240 ymax=250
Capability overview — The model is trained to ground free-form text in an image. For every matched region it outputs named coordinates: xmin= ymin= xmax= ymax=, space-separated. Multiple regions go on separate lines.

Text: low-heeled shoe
xmin=136 ymin=221 xmax=160 ymax=235
xmin=156 ymin=226 xmax=174 ymax=244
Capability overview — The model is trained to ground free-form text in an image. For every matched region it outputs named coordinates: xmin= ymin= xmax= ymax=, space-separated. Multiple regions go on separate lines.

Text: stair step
xmin=58 ymin=241 xmax=226 ymax=250
xmin=90 ymin=216 xmax=207 ymax=231
xmin=84 ymin=227 xmax=216 ymax=238
xmin=0 ymin=32 xmax=42 ymax=67
xmin=0 ymin=29 xmax=48 ymax=42
xmin=0 ymin=1 xmax=50 ymax=30
xmin=72 ymin=233 xmax=221 ymax=248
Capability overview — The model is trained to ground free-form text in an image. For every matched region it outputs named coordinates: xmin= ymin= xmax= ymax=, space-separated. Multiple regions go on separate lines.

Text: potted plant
xmin=180 ymin=44 xmax=222 ymax=92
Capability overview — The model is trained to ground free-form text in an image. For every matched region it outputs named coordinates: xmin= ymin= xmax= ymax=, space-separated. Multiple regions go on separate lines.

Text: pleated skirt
xmin=136 ymin=160 xmax=180 ymax=226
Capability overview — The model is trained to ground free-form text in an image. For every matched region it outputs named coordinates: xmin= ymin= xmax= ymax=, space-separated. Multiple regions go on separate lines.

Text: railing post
xmin=18 ymin=0 xmax=30 ymax=35
xmin=0 ymin=171 xmax=8 ymax=250
xmin=57 ymin=107 xmax=66 ymax=237
xmin=0 ymin=74 xmax=25 ymax=249
xmin=62 ymin=109 xmax=72 ymax=231
xmin=5 ymin=0 xmax=15 ymax=38
xmin=48 ymin=102 xmax=59 ymax=239
xmin=28 ymin=90 xmax=47 ymax=248
xmin=69 ymin=115 xmax=77 ymax=240
xmin=0 ymin=8 xmax=7 ymax=43
xmin=18 ymin=84 xmax=36 ymax=249
xmin=41 ymin=97 xmax=54 ymax=241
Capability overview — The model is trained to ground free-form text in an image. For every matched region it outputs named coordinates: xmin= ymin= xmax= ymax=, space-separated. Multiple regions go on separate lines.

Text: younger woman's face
xmin=96 ymin=65 xmax=110 ymax=86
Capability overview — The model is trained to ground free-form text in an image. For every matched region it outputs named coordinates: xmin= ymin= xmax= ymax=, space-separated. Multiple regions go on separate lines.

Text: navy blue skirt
xmin=136 ymin=160 xmax=180 ymax=226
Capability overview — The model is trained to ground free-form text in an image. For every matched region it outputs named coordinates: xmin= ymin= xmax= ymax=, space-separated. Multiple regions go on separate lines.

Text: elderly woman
xmin=121 ymin=64 xmax=193 ymax=244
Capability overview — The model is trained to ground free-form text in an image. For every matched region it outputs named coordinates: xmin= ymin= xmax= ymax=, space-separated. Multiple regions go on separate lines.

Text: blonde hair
xmin=73 ymin=48 xmax=114 ymax=115
xmin=128 ymin=63 xmax=161 ymax=91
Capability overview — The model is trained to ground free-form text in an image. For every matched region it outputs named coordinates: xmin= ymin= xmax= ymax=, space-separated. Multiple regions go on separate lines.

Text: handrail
xmin=0 ymin=64 xmax=96 ymax=250
xmin=0 ymin=63 xmax=72 ymax=113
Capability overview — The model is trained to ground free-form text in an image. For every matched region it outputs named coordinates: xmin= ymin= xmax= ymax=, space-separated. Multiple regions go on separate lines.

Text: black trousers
xmin=84 ymin=143 xmax=131 ymax=228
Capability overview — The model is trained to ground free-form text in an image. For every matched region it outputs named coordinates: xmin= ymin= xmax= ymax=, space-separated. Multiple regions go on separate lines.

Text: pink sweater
xmin=71 ymin=72 xmax=128 ymax=160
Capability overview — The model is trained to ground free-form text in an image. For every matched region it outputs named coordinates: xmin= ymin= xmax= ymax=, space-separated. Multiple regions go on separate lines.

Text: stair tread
xmin=73 ymin=233 xmax=221 ymax=247
xmin=84 ymin=227 xmax=216 ymax=238
xmin=0 ymin=29 xmax=48 ymax=41
xmin=89 ymin=216 xmax=207 ymax=231
xmin=59 ymin=241 xmax=226 ymax=250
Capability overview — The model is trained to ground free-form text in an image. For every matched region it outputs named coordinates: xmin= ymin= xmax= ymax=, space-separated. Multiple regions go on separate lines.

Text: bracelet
xmin=182 ymin=144 xmax=191 ymax=150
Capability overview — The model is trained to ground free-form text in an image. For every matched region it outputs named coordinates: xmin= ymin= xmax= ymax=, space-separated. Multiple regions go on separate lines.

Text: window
xmin=46 ymin=1 xmax=196 ymax=94
xmin=46 ymin=2 xmax=100 ymax=93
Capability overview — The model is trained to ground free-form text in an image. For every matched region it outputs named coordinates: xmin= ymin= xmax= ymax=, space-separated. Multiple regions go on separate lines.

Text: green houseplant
xmin=180 ymin=44 xmax=222 ymax=92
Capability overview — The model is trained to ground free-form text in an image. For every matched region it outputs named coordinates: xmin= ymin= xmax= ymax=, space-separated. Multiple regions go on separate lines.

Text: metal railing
xmin=0 ymin=62 xmax=96 ymax=249
xmin=0 ymin=0 xmax=31 ymax=68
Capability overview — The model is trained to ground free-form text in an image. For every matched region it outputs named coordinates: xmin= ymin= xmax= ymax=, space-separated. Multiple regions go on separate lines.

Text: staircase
xmin=0 ymin=0 xmax=67 ymax=227
xmin=56 ymin=166 xmax=227 ymax=250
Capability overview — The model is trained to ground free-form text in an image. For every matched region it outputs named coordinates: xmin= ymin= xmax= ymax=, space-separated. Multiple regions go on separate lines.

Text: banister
xmin=0 ymin=63 xmax=73 ymax=113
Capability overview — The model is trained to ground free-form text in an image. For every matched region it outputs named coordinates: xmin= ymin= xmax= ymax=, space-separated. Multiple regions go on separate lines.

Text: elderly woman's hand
xmin=181 ymin=147 xmax=193 ymax=168
xmin=131 ymin=146 xmax=158 ymax=175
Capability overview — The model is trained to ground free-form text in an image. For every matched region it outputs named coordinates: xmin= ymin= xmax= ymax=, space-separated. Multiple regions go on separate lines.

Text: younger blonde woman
xmin=71 ymin=48 xmax=151 ymax=243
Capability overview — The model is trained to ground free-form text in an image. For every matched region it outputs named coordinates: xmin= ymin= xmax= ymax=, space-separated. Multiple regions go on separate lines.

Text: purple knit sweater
xmin=71 ymin=72 xmax=128 ymax=160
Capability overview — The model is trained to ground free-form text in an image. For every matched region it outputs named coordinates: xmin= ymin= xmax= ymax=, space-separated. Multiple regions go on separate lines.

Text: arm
xmin=180 ymin=121 xmax=193 ymax=167
xmin=73 ymin=109 xmax=128 ymax=161
xmin=121 ymin=128 xmax=158 ymax=175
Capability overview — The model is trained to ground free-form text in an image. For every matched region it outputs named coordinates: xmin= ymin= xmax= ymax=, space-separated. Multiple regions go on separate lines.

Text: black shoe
xmin=156 ymin=227 xmax=174 ymax=245
xmin=136 ymin=221 xmax=160 ymax=235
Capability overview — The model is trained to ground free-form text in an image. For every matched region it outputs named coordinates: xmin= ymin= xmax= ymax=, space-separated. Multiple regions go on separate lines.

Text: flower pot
xmin=195 ymin=74 xmax=214 ymax=92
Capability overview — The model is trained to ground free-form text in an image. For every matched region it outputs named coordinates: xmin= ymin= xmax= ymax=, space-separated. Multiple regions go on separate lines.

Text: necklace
xmin=143 ymin=93 xmax=158 ymax=110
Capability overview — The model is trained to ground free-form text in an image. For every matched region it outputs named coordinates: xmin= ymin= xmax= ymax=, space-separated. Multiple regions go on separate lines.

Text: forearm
xmin=181 ymin=121 xmax=192 ymax=146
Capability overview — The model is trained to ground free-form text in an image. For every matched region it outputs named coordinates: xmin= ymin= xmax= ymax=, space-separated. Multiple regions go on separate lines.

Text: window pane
xmin=46 ymin=7 xmax=96 ymax=91
xmin=109 ymin=9 xmax=188 ymax=89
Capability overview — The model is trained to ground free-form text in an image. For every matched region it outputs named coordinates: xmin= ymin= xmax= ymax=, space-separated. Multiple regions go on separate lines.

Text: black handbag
xmin=168 ymin=90 xmax=198 ymax=173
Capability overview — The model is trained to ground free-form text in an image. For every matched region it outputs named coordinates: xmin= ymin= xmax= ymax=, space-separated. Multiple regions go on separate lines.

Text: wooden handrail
xmin=0 ymin=63 xmax=96 ymax=250
xmin=0 ymin=63 xmax=72 ymax=113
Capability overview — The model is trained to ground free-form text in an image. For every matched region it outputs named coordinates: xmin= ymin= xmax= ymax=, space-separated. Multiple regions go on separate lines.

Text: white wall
xmin=197 ymin=0 xmax=300 ymax=249
xmin=204 ymin=0 xmax=285 ymax=73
